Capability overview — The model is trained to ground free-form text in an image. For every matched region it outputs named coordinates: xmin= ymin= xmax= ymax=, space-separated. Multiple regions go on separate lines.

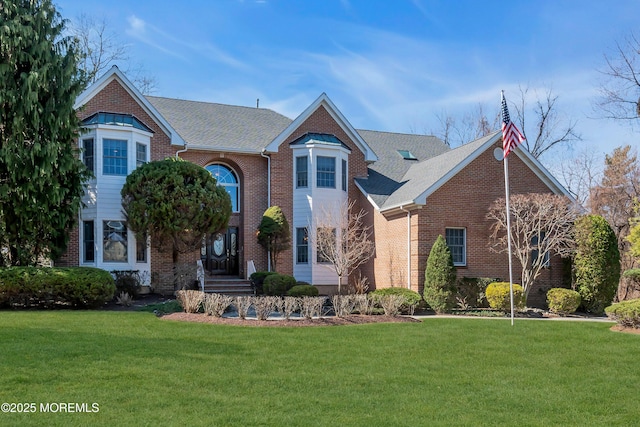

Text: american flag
xmin=501 ymin=91 xmax=526 ymax=158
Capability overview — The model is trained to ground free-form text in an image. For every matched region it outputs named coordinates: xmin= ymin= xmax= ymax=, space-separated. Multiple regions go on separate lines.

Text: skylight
xmin=397 ymin=150 xmax=417 ymax=160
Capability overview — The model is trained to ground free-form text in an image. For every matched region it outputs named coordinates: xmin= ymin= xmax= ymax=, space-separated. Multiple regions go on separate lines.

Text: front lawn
xmin=0 ymin=312 xmax=637 ymax=426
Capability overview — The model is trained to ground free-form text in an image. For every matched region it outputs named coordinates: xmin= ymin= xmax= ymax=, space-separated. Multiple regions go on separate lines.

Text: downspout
xmin=399 ymin=205 xmax=411 ymax=290
xmin=260 ymin=148 xmax=272 ymax=271
xmin=175 ymin=144 xmax=188 ymax=158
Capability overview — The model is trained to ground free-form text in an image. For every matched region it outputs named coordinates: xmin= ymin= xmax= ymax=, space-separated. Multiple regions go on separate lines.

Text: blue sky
xmin=56 ymin=0 xmax=639 ymax=163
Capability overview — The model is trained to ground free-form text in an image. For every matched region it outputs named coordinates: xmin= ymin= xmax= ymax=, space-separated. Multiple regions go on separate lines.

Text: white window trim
xmin=445 ymin=227 xmax=467 ymax=267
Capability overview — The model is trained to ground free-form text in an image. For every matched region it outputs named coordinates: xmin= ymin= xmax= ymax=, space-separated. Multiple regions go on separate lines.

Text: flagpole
xmin=503 ymin=136 xmax=515 ymax=326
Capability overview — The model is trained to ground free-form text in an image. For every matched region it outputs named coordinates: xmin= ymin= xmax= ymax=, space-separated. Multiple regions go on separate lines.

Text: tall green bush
xmin=424 ymin=235 xmax=456 ymax=313
xmin=256 ymin=206 xmax=291 ymax=272
xmin=574 ymin=215 xmax=620 ymax=314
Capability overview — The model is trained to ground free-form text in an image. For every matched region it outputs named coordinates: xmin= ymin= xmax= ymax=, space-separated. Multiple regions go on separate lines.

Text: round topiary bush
xmin=546 ymin=288 xmax=581 ymax=315
xmin=485 ymin=282 xmax=524 ymax=311
xmin=263 ymin=273 xmax=297 ymax=296
xmin=287 ymin=284 xmax=319 ymax=297
xmin=249 ymin=271 xmax=277 ymax=295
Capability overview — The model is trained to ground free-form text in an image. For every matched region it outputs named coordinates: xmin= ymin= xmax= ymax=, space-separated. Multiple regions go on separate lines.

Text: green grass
xmin=0 ymin=312 xmax=637 ymax=426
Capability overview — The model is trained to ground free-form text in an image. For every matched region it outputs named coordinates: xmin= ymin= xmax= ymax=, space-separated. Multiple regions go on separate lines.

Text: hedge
xmin=605 ymin=299 xmax=640 ymax=328
xmin=0 ymin=267 xmax=115 ymax=309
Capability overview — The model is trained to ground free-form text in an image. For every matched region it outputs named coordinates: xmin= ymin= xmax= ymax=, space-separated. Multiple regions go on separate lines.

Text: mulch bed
xmin=161 ymin=312 xmax=422 ymax=327
xmin=610 ymin=324 xmax=640 ymax=335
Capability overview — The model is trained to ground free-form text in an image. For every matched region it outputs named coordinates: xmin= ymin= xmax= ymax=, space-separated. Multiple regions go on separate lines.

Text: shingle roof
xmin=380 ymin=131 xmax=500 ymax=210
xmin=146 ymin=96 xmax=293 ymax=152
xmin=354 ymin=130 xmax=450 ymax=208
xmin=145 ymin=95 xmax=501 ymax=211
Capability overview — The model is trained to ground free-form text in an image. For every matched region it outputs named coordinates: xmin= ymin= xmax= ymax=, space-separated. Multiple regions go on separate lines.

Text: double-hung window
xmin=531 ymin=232 xmax=550 ymax=267
xmin=103 ymin=139 xmax=127 ymax=175
xmin=136 ymin=143 xmax=147 ymax=167
xmin=296 ymin=228 xmax=309 ymax=264
xmin=445 ymin=228 xmax=466 ymax=266
xmin=83 ymin=221 xmax=95 ymax=263
xmin=341 ymin=159 xmax=347 ymax=191
xmin=317 ymin=156 xmax=336 ymax=188
xmin=83 ymin=138 xmax=95 ymax=173
xmin=296 ymin=156 xmax=308 ymax=188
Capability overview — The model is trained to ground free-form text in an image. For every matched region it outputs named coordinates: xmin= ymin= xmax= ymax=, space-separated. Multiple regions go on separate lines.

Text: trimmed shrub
xmin=485 ymin=282 xmax=524 ymax=311
xmin=249 ymin=271 xmax=277 ymax=295
xmin=574 ymin=215 xmax=620 ymax=314
xmin=202 ymin=293 xmax=233 ymax=317
xmin=287 ymin=284 xmax=319 ymax=297
xmin=263 ymin=273 xmax=297 ymax=296
xmin=370 ymin=288 xmax=422 ymax=314
xmin=112 ymin=270 xmax=142 ymax=298
xmin=455 ymin=277 xmax=495 ymax=308
xmin=0 ymin=267 xmax=115 ymax=309
xmin=424 ymin=235 xmax=457 ymax=313
xmin=605 ymin=299 xmax=640 ymax=328
xmin=546 ymin=288 xmax=581 ymax=315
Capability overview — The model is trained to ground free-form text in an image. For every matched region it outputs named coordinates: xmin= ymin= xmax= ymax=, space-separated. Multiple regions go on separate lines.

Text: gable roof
xmin=74 ymin=66 xmax=186 ymax=146
xmin=357 ymin=130 xmax=575 ymax=213
xmin=146 ymin=96 xmax=292 ymax=153
xmin=265 ymin=93 xmax=378 ymax=162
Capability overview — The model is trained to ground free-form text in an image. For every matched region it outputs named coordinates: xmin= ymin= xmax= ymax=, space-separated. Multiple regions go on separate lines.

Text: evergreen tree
xmin=424 ymin=235 xmax=457 ymax=313
xmin=121 ymin=158 xmax=232 ymax=263
xmin=574 ymin=215 xmax=620 ymax=314
xmin=257 ymin=206 xmax=291 ymax=271
xmin=0 ymin=0 xmax=89 ymax=265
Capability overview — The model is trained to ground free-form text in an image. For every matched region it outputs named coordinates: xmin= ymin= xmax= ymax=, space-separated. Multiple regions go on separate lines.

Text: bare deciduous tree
xmin=512 ymin=86 xmax=581 ymax=159
xmin=70 ymin=13 xmax=157 ymax=94
xmin=596 ymin=32 xmax=640 ymax=121
xmin=434 ymin=86 xmax=580 ymax=159
xmin=487 ymin=193 xmax=578 ymax=300
xmin=553 ymin=149 xmax=603 ymax=207
xmin=434 ymin=104 xmax=498 ymax=147
xmin=589 ymin=145 xmax=640 ymax=270
xmin=313 ymin=200 xmax=375 ymax=294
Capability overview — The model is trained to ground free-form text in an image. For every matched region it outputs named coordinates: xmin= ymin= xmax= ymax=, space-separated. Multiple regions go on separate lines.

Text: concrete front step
xmin=204 ymin=279 xmax=254 ymax=295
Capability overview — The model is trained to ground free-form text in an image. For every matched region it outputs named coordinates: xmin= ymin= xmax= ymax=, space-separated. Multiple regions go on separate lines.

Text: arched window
xmin=206 ymin=164 xmax=239 ymax=212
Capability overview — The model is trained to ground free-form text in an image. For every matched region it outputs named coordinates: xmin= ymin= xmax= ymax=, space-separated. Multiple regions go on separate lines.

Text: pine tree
xmin=0 ymin=0 xmax=90 ymax=265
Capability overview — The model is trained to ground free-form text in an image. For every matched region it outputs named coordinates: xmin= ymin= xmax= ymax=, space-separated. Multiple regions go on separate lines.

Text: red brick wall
xmin=179 ymin=150 xmax=269 ymax=275
xmin=365 ymin=141 xmax=565 ymax=307
xmin=270 ymin=104 xmax=369 ymax=276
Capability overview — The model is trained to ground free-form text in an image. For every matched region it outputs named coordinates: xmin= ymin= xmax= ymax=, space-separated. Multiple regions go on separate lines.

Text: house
xmin=56 ymin=66 xmax=572 ymax=307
